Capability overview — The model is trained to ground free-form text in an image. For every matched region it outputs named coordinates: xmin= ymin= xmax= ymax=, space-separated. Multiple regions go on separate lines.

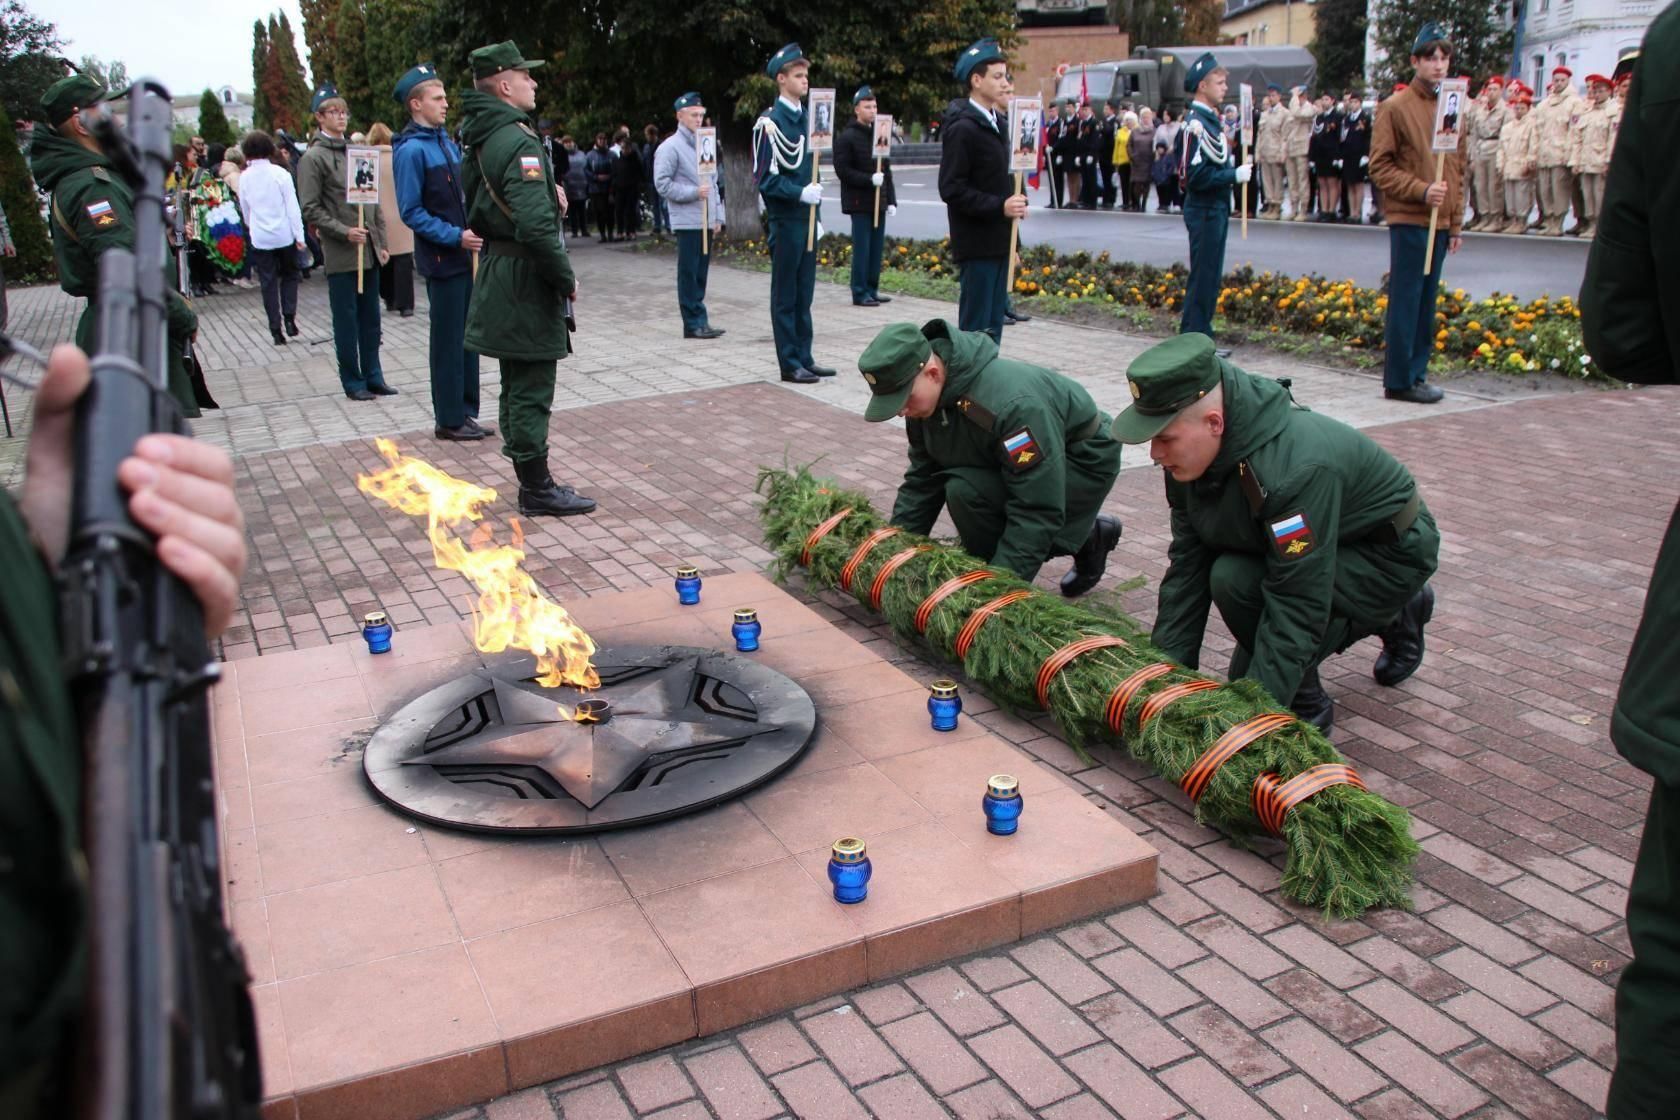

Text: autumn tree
xmin=1312 ymin=0 xmax=1368 ymax=91
xmin=1180 ymin=0 xmax=1224 ymax=45
xmin=0 ymin=0 xmax=63 ymax=122
xmin=261 ymin=12 xmax=313 ymax=136
xmin=1108 ymin=0 xmax=1184 ymax=49
xmin=1369 ymin=0 xmax=1513 ymax=90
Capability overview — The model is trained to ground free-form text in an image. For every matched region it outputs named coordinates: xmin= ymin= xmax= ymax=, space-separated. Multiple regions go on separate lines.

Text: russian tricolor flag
xmin=1271 ymin=514 xmax=1309 ymax=544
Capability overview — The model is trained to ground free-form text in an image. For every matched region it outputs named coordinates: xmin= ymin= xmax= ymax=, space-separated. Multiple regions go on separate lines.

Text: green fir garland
xmin=758 ymin=466 xmax=1418 ymax=919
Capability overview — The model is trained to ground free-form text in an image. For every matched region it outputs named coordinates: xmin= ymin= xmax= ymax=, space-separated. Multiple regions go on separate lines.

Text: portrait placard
xmin=1432 ymin=77 xmax=1470 ymax=152
xmin=695 ymin=127 xmax=718 ymax=177
xmin=808 ymin=88 xmax=837 ymax=151
xmin=1008 ymin=97 xmax=1043 ymax=173
xmin=1239 ymin=83 xmax=1254 ymax=153
xmin=871 ymin=114 xmax=893 ymax=159
xmin=345 ymin=146 xmax=380 ymax=205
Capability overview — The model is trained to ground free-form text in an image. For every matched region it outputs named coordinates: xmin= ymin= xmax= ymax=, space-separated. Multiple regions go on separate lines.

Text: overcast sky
xmin=36 ymin=0 xmax=310 ymax=100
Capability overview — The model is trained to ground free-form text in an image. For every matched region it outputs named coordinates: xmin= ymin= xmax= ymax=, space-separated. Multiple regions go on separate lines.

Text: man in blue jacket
xmin=1178 ymin=53 xmax=1253 ymax=345
xmin=391 ymin=64 xmax=491 ymax=442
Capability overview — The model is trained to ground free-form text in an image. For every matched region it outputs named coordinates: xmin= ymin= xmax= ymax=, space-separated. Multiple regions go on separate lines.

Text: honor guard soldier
xmin=1111 ymin=334 xmax=1439 ymax=732
xmin=1568 ymin=74 xmax=1615 ymax=239
xmin=858 ymin=320 xmax=1123 ymax=595
xmin=754 ymin=43 xmax=835 ymax=385
xmin=1255 ymin=85 xmax=1288 ymax=218
xmin=1533 ymin=66 xmax=1583 ymax=235
xmin=1179 ymin=52 xmax=1252 ymax=344
xmin=654 ymin=91 xmax=726 ymax=339
xmin=1045 ymin=100 xmax=1075 ymax=208
xmin=29 ymin=75 xmax=200 ymax=416
xmin=833 ymin=85 xmax=896 ymax=306
xmin=939 ymin=38 xmax=1027 ymax=346
xmin=459 ymin=40 xmax=596 ymax=517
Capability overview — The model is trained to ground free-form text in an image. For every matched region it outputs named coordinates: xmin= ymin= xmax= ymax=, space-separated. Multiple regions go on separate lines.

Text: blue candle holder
xmin=928 ymin=679 xmax=962 ymax=732
xmin=731 ymin=608 xmax=762 ymax=652
xmin=983 ymin=774 xmax=1023 ymax=835
xmin=361 ymin=611 xmax=393 ymax=655
xmin=674 ymin=565 xmax=702 ymax=606
xmin=827 ymin=837 xmax=872 ymax=904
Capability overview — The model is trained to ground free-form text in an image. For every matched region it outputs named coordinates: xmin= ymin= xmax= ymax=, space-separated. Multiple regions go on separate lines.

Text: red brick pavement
xmin=225 ymin=378 xmax=1679 ymax=1119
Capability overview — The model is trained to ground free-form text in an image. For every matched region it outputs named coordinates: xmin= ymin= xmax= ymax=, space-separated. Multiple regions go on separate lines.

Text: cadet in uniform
xmin=28 ymin=75 xmax=199 ymax=416
xmin=1111 ymin=334 xmax=1439 ymax=732
xmin=753 ymin=43 xmax=834 ymax=385
xmin=1045 ymin=100 xmax=1075 ymax=209
xmin=1464 ymin=76 xmax=1507 ymax=231
xmin=459 ymin=40 xmax=596 ymax=517
xmin=858 ymin=319 xmax=1123 ymax=596
xmin=1533 ymin=66 xmax=1583 ymax=235
xmin=1568 ymin=74 xmax=1615 ymax=240
xmin=1178 ymin=53 xmax=1253 ymax=343
xmin=1283 ymin=86 xmax=1316 ymax=220
xmin=1098 ymin=101 xmax=1120 ymax=209
xmin=654 ymin=91 xmax=726 ymax=340
xmin=1498 ymin=89 xmax=1538 ymax=234
xmin=833 ymin=85 xmax=896 ymax=307
xmin=1255 ymin=85 xmax=1288 ymax=219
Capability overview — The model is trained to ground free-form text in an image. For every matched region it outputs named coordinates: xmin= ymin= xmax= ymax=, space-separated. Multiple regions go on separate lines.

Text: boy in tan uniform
xmin=1531 ymin=66 xmax=1582 ymax=235
xmin=1282 ymin=86 xmax=1316 ymax=220
xmin=1465 ymin=76 xmax=1507 ymax=231
xmin=1497 ymin=92 xmax=1538 ymax=235
xmin=1255 ymin=85 xmax=1289 ymax=218
xmin=1569 ymin=74 xmax=1615 ymax=238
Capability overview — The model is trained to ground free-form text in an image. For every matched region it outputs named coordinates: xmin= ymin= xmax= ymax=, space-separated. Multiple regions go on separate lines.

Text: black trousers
xmin=590 ymin=194 xmax=612 ymax=238
xmin=378 ymin=252 xmax=414 ymax=312
xmin=566 ymin=195 xmax=588 ymax=237
xmin=615 ymin=189 xmax=640 ymax=236
xmin=249 ymin=246 xmax=300 ymax=333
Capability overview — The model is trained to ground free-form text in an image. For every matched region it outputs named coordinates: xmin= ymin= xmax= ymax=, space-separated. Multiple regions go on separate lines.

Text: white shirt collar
xmin=779 ymin=95 xmax=803 ymax=113
xmin=969 ymin=98 xmax=998 ymax=128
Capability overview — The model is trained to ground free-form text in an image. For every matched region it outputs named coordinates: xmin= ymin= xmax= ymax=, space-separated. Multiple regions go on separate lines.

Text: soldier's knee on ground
xmin=943 ymin=471 xmax=1007 ymax=560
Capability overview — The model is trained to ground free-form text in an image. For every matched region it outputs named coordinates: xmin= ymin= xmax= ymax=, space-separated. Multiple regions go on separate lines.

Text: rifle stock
xmin=68 ymin=79 xmax=261 ymax=1120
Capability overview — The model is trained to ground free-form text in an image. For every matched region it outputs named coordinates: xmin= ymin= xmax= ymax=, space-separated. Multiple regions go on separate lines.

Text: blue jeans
xmin=1180 ymin=203 xmax=1229 ymax=337
xmin=850 ymin=212 xmax=884 ymax=302
xmin=1383 ymin=224 xmax=1449 ymax=391
xmin=426 ymin=272 xmax=480 ymax=428
xmin=326 ymin=268 xmax=384 ymax=393
xmin=958 ymin=258 xmax=1008 ymax=346
xmin=675 ymin=230 xmax=711 ymax=331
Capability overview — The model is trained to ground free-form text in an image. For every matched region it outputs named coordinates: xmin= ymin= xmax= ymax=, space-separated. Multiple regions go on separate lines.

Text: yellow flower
xmin=1467 ymin=321 xmax=1481 ymax=331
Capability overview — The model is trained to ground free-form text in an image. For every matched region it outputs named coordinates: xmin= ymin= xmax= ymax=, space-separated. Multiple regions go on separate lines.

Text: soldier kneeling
xmin=858 ymin=320 xmax=1123 ymax=597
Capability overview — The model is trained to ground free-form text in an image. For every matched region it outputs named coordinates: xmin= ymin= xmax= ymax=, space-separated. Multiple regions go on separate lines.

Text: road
xmin=824 ymin=167 xmax=1590 ymax=301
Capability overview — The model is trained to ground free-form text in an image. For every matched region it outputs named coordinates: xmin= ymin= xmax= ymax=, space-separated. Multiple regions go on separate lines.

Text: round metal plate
xmin=363 ymin=644 xmax=817 ymax=834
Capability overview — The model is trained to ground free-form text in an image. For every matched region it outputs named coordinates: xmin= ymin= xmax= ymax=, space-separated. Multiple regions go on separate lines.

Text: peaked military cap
xmin=954 ymin=39 xmax=1005 ymax=84
xmin=766 ymin=43 xmax=806 ymax=78
xmin=471 ymin=41 xmax=545 ymax=79
xmin=393 ymin=63 xmax=440 ymax=105
xmin=673 ymin=91 xmax=703 ymax=112
xmin=1110 ymin=334 xmax=1226 ymax=444
xmin=40 ymin=74 xmax=109 ymax=126
xmin=1613 ymin=50 xmax=1638 ymax=83
xmin=1411 ymin=23 xmax=1451 ymax=54
xmin=1183 ymin=52 xmax=1220 ymax=95
xmin=311 ymin=83 xmax=343 ymax=112
xmin=1266 ymin=83 xmax=1282 ymax=92
xmin=858 ymin=322 xmax=935 ymax=423
xmin=853 ymin=85 xmax=875 ymax=104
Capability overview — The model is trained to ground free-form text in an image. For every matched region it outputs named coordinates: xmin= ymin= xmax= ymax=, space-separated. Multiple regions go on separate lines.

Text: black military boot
xmin=1059 ymin=513 xmax=1123 ymax=597
xmin=1289 ymin=666 xmax=1335 ymax=734
xmin=514 ymin=458 xmax=597 ymax=518
xmin=1373 ymin=583 xmax=1435 ymax=687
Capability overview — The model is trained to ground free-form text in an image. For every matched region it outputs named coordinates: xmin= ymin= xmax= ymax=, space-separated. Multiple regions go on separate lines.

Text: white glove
xmin=1084 ymin=156 xmax=1094 ymax=166
xmin=800 ymin=183 xmax=824 ymax=206
xmin=886 ymin=204 xmax=897 ymax=218
xmin=1333 ymin=159 xmax=1343 ymax=170
xmin=1360 ymin=156 xmax=1369 ymax=168
xmin=871 ymin=172 xmax=884 ymax=187
xmin=1234 ymin=164 xmax=1253 ymax=184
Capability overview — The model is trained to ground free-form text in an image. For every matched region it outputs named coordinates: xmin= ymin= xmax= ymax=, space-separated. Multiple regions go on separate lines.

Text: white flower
xmin=1551 ymin=359 xmax=1561 ymax=369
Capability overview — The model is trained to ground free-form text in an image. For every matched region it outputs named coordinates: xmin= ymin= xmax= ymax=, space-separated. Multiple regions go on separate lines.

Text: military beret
xmin=1266 ymin=83 xmax=1281 ymax=93
xmin=1412 ymin=23 xmax=1451 ymax=54
xmin=1393 ymin=82 xmax=1409 ymax=93
xmin=766 ymin=43 xmax=806 ymax=79
xmin=954 ymin=39 xmax=1005 ymax=84
xmin=471 ymin=41 xmax=545 ymax=80
xmin=1483 ymin=74 xmax=1504 ymax=88
xmin=393 ymin=63 xmax=441 ymax=105
xmin=1551 ymin=65 xmax=1573 ymax=78
xmin=1585 ymin=73 xmax=1611 ymax=88
xmin=311 ymin=83 xmax=343 ymax=113
xmin=673 ymin=91 xmax=703 ymax=112
xmin=1110 ymin=334 xmax=1225 ymax=444
xmin=40 ymin=74 xmax=109 ymax=126
xmin=853 ymin=85 xmax=874 ymax=104
xmin=858 ymin=322 xmax=934 ymax=423
xmin=1183 ymin=52 xmax=1220 ymax=95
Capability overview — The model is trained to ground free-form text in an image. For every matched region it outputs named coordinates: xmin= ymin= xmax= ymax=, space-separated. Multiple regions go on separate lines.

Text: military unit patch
xmin=519 ymin=155 xmax=543 ymax=180
xmin=1269 ymin=511 xmax=1315 ymax=559
xmin=1003 ymin=427 xmax=1041 ymax=471
xmin=86 ymin=199 xmax=117 ymax=228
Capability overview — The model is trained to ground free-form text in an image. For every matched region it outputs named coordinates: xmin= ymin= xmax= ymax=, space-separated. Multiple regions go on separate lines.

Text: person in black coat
xmin=1309 ymin=95 xmax=1343 ymax=221
xmin=1097 ymin=102 xmax=1121 ymax=209
xmin=1075 ymin=102 xmax=1102 ymax=208
xmin=611 ymin=127 xmax=643 ymax=238
xmin=938 ymin=38 xmax=1026 ymax=344
xmin=1045 ymin=100 xmax=1076 ymax=208
xmin=1337 ymin=92 xmax=1371 ymax=223
xmin=834 ymin=85 xmax=898 ymax=306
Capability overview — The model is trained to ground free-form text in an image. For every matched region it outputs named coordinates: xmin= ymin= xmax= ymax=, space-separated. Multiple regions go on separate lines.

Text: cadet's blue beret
xmin=1412 ymin=22 xmax=1451 ymax=54
xmin=853 ymin=85 xmax=874 ymax=104
xmin=393 ymin=64 xmax=440 ymax=105
xmin=766 ymin=43 xmax=806 ymax=78
xmin=673 ymin=91 xmax=703 ymax=112
xmin=954 ymin=39 xmax=1005 ymax=84
xmin=1184 ymin=52 xmax=1220 ymax=95
xmin=1266 ymin=83 xmax=1282 ymax=93
xmin=311 ymin=84 xmax=343 ymax=113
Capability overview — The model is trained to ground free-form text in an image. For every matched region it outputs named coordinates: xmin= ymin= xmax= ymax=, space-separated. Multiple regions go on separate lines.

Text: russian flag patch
xmin=1002 ymin=427 xmax=1041 ymax=472
xmin=86 ymin=198 xmax=118 ymax=227
xmin=520 ymin=154 xmax=543 ymax=180
xmin=1269 ymin=511 xmax=1315 ymax=559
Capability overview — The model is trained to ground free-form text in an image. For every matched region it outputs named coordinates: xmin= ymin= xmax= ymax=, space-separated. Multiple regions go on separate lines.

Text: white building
xmin=1366 ymin=1 xmax=1654 ymax=91
xmin=170 ymin=85 xmax=257 ymax=132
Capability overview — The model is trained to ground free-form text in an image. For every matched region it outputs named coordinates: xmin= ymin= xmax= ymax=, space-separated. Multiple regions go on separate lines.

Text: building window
xmin=222 ymin=88 xmax=234 ymax=104
xmin=1532 ymin=55 xmax=1544 ymax=90
xmin=1539 ymin=0 xmax=1549 ymax=11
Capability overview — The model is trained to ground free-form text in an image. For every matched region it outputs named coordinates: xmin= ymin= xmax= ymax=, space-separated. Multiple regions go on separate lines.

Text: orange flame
xmin=355 ymin=438 xmax=600 ymax=695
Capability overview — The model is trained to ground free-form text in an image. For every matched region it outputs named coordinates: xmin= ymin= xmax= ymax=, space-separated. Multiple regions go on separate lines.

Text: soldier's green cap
xmin=858 ymin=322 xmax=934 ymax=422
xmin=1110 ymin=333 xmax=1225 ymax=444
xmin=40 ymin=74 xmax=110 ymax=126
xmin=471 ymin=41 xmax=545 ymax=80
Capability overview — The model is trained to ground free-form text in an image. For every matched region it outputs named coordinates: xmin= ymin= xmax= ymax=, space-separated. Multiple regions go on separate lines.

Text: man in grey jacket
xmin=654 ymin=91 xmax=726 ymax=340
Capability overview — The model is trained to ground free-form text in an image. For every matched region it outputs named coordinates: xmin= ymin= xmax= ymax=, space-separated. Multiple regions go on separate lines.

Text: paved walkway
xmin=6 ymin=240 xmax=1671 ymax=1120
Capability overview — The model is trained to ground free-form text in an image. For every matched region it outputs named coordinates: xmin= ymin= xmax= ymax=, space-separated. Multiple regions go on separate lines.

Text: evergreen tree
xmin=197 ymin=88 xmax=236 ymax=146
xmin=1312 ymin=0 xmax=1369 ymax=92
xmin=363 ymin=0 xmax=426 ymax=116
xmin=299 ymin=0 xmax=339 ymax=93
xmin=270 ymin=13 xmax=314 ymax=134
xmin=332 ymin=0 xmax=375 ymax=128
xmin=1108 ymin=0 xmax=1184 ymax=48
xmin=1370 ymin=0 xmax=1513 ymax=90
xmin=1 ymin=0 xmax=64 ymax=122
xmin=252 ymin=19 xmax=271 ymax=130
xmin=0 ymin=100 xmax=53 ymax=280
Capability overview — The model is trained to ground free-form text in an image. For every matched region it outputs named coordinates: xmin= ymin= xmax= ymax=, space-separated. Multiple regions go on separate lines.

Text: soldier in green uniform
xmin=857 ymin=319 xmax=1123 ymax=596
xmin=28 ymin=75 xmax=199 ymax=417
xmin=754 ymin=43 xmax=835 ymax=385
xmin=1579 ymin=6 xmax=1680 ymax=1114
xmin=459 ymin=41 xmax=596 ymax=517
xmin=1111 ymin=334 xmax=1439 ymax=732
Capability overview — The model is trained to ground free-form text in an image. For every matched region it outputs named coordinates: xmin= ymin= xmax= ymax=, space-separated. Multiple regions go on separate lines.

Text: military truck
xmin=1052 ymin=45 xmax=1317 ymax=114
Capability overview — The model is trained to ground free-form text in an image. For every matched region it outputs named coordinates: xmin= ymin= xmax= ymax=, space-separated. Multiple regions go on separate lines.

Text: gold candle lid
xmin=831 ymin=836 xmax=868 ymax=863
xmin=987 ymin=774 xmax=1020 ymax=797
xmin=733 ymin=607 xmax=759 ymax=623
xmin=675 ymin=565 xmax=700 ymax=578
xmin=929 ymin=679 xmax=960 ymax=699
xmin=364 ymin=611 xmax=388 ymax=626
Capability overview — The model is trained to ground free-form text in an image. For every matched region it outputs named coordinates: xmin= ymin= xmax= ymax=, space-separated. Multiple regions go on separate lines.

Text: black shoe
xmin=781 ymin=368 xmax=821 ymax=384
xmin=1289 ymin=667 xmax=1335 ymax=734
xmin=853 ymin=298 xmax=882 ymax=307
xmin=806 ymin=364 xmax=837 ymax=377
xmin=346 ymin=389 xmax=377 ymax=401
xmin=399 ymin=309 xmax=414 ymax=317
xmin=684 ymin=326 xmax=726 ymax=339
xmin=368 ymin=383 xmax=400 ymax=396
xmin=465 ymin=416 xmax=497 ymax=437
xmin=1001 ymin=317 xmax=1015 ymax=327
xmin=1059 ymin=513 xmax=1122 ymax=597
xmin=1374 ymin=584 xmax=1435 ymax=687
xmin=1008 ymin=310 xmax=1032 ymax=322
xmin=435 ymin=423 xmax=487 ymax=441
xmin=1384 ymin=384 xmax=1444 ymax=404
xmin=873 ymin=295 xmax=892 ymax=303
xmin=514 ymin=458 xmax=597 ymax=517
xmin=285 ymin=317 xmax=299 ymax=337
xmin=271 ymin=329 xmax=288 ymax=346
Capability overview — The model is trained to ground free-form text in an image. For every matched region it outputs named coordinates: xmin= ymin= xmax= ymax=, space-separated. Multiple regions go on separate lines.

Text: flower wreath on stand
xmin=188 ymin=177 xmax=248 ymax=275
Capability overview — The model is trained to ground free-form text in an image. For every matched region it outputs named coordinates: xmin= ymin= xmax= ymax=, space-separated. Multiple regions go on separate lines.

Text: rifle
xmin=69 ymin=79 xmax=261 ymax=1120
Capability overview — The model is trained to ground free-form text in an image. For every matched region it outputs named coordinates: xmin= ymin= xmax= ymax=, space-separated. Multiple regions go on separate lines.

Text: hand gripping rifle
xmin=69 ymin=79 xmax=262 ymax=1120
